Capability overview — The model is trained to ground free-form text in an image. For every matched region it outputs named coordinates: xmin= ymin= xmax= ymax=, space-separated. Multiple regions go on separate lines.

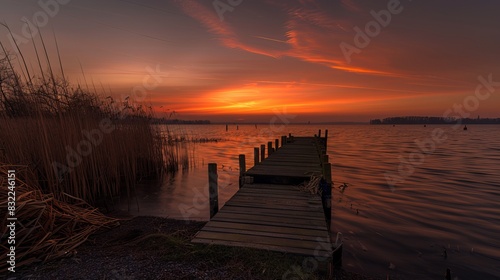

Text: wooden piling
xmin=281 ymin=135 xmax=286 ymax=146
xmin=322 ymin=162 xmax=332 ymax=230
xmin=254 ymin=147 xmax=259 ymax=165
xmin=325 ymin=129 xmax=328 ymax=149
xmin=445 ymin=268 xmax=451 ymax=280
xmin=275 ymin=139 xmax=279 ymax=150
xmin=322 ymin=154 xmax=329 ymax=167
xmin=268 ymin=141 xmax=273 ymax=156
xmin=260 ymin=144 xmax=266 ymax=161
xmin=239 ymin=154 xmax=246 ymax=189
xmin=208 ymin=163 xmax=218 ymax=219
xmin=323 ymin=162 xmax=332 ymax=184
xmin=318 ymin=129 xmax=321 ymax=137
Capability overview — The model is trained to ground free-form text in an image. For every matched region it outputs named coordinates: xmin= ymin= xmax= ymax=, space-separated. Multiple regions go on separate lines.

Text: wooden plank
xmin=212 ymin=213 xmax=327 ymax=230
xmin=239 ymin=188 xmax=318 ymax=198
xmin=224 ymin=200 xmax=323 ymax=212
xmin=201 ymin=226 xmax=327 ymax=242
xmin=194 ymin=231 xmax=330 ymax=252
xmin=192 ymin=238 xmax=327 ymax=256
xmin=230 ymin=197 xmax=319 ymax=207
xmin=227 ymin=196 xmax=322 ymax=208
xmin=234 ymin=191 xmax=316 ymax=202
xmin=202 ymin=221 xmax=328 ymax=237
xmin=220 ymin=205 xmax=325 ymax=221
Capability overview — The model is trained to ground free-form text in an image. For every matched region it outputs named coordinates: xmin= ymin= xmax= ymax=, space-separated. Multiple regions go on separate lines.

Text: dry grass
xmin=0 ymin=26 xmax=193 ymax=273
xmin=0 ymin=115 xmax=169 ymax=204
xmin=0 ymin=164 xmax=120 ymax=273
xmin=0 ymin=29 xmax=187 ymax=204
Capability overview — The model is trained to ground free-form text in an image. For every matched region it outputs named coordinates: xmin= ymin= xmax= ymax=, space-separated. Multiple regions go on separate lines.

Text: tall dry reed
xmin=0 ymin=27 xmax=186 ymax=205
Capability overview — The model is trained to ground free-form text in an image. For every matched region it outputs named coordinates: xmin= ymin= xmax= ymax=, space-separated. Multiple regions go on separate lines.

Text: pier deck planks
xmin=192 ymin=136 xmax=332 ymax=258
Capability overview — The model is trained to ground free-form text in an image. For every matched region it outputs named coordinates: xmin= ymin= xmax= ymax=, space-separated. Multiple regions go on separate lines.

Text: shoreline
xmin=13 ymin=215 xmax=384 ymax=280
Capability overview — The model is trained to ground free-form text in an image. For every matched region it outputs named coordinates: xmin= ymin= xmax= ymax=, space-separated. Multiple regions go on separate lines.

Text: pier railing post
xmin=260 ymin=144 xmax=265 ymax=161
xmin=208 ymin=163 xmax=218 ymax=219
xmin=268 ymin=141 xmax=273 ymax=156
xmin=275 ymin=139 xmax=279 ymax=150
xmin=239 ymin=154 xmax=246 ymax=189
xmin=254 ymin=147 xmax=259 ymax=165
xmin=318 ymin=129 xmax=321 ymax=138
xmin=281 ymin=136 xmax=286 ymax=146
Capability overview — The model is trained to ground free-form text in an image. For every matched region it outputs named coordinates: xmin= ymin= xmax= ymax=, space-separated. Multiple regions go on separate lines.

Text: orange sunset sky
xmin=1 ymin=0 xmax=499 ymax=122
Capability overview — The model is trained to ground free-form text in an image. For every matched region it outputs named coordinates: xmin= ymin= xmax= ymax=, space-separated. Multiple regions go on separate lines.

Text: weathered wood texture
xmin=246 ymin=137 xmax=323 ymax=184
xmin=192 ymin=136 xmax=331 ymax=258
xmin=192 ymin=184 xmax=331 ymax=257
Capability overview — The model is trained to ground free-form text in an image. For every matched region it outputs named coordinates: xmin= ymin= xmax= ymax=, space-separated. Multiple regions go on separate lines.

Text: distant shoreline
xmin=370 ymin=116 xmax=500 ymax=125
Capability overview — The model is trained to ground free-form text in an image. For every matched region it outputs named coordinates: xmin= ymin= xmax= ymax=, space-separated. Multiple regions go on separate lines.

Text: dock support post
xmin=254 ymin=147 xmax=259 ymax=165
xmin=322 ymin=162 xmax=332 ymax=230
xmin=268 ymin=141 xmax=273 ymax=156
xmin=281 ymin=136 xmax=286 ymax=146
xmin=261 ymin=144 xmax=266 ymax=161
xmin=324 ymin=129 xmax=328 ymax=150
xmin=318 ymin=129 xmax=321 ymax=137
xmin=333 ymin=232 xmax=343 ymax=269
xmin=208 ymin=163 xmax=218 ymax=219
xmin=322 ymin=154 xmax=329 ymax=167
xmin=239 ymin=154 xmax=246 ymax=189
xmin=275 ymin=139 xmax=279 ymax=150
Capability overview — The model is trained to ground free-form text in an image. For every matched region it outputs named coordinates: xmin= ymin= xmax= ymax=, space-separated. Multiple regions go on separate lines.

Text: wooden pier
xmin=192 ymin=131 xmax=336 ymax=273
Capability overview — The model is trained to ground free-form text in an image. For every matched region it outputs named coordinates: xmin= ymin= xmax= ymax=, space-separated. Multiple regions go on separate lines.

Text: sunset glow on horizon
xmin=1 ymin=0 xmax=499 ymax=122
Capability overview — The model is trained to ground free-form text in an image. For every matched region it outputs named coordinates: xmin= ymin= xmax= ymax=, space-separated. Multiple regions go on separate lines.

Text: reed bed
xmin=0 ymin=29 xmax=186 ymax=204
xmin=0 ymin=164 xmax=120 ymax=273
xmin=0 ymin=114 xmax=169 ymax=204
xmin=0 ymin=23 xmax=192 ymax=272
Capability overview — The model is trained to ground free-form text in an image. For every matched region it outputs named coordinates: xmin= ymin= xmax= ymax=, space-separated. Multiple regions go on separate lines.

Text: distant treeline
xmin=150 ymin=118 xmax=211 ymax=124
xmin=370 ymin=116 xmax=500 ymax=125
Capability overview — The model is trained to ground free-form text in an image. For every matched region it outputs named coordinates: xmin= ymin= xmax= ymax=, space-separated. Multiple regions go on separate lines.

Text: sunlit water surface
xmin=118 ymin=124 xmax=500 ymax=279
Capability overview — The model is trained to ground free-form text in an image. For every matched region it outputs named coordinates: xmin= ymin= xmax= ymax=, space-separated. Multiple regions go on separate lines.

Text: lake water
xmin=118 ymin=124 xmax=500 ymax=279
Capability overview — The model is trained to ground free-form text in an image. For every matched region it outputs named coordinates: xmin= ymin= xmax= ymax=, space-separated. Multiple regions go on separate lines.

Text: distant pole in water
xmin=464 ymin=125 xmax=468 ymax=131
xmin=226 ymin=124 xmax=228 ymax=131
xmin=237 ymin=125 xmax=239 ymax=130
